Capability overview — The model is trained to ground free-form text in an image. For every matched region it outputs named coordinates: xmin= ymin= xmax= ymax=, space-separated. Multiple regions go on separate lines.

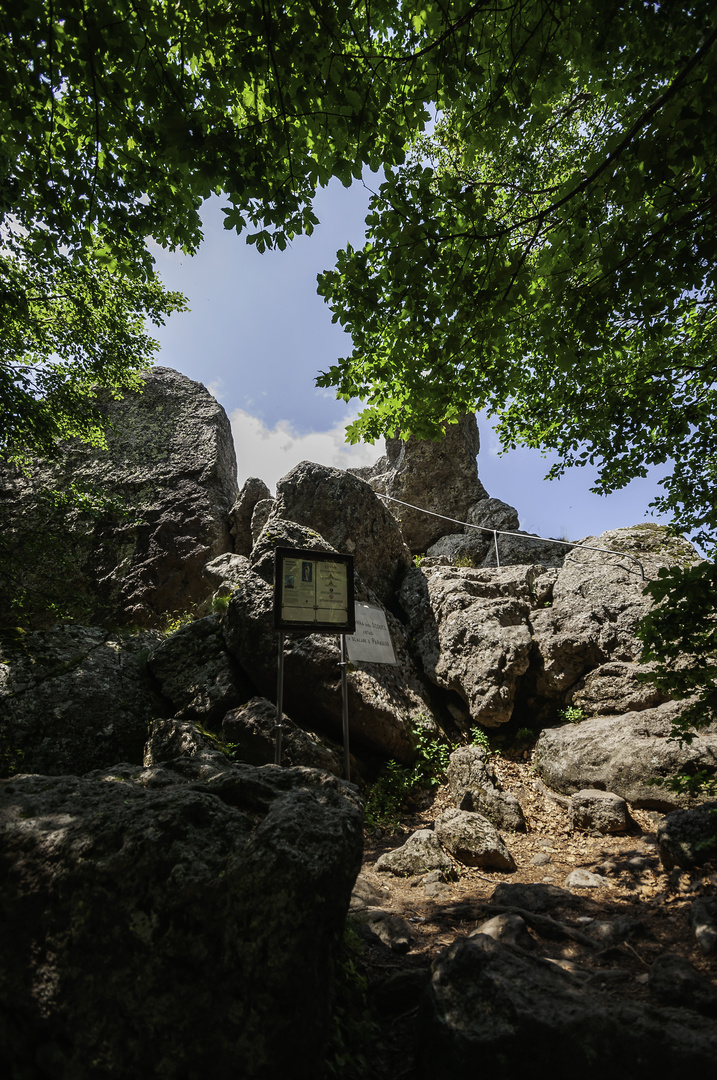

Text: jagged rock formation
xmin=352 ymin=413 xmax=491 ymax=552
xmin=0 ymin=758 xmax=363 ymax=1080
xmin=0 ymin=367 xmax=238 ymax=628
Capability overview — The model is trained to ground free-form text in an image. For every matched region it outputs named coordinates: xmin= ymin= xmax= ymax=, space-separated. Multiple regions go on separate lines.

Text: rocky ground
xmin=346 ymin=751 xmax=717 ymax=1079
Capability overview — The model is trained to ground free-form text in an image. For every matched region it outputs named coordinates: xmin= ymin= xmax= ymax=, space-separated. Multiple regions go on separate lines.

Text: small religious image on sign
xmin=273 ymin=547 xmax=355 ymax=633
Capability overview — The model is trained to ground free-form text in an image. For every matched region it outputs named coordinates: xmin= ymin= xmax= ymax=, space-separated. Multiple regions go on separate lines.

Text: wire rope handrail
xmin=376 ymin=493 xmax=646 ymax=581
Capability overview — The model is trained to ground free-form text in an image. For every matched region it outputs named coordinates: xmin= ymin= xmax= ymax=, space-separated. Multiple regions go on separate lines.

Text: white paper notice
xmin=346 ymin=603 xmax=397 ymax=665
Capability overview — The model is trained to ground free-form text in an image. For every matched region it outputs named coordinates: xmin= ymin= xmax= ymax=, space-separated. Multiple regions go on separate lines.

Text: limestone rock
xmin=568 ymin=660 xmax=669 ymax=716
xmin=534 ymin=704 xmax=717 ymax=810
xmin=147 ymin=614 xmax=251 ymax=728
xmin=425 ymin=532 xmax=490 ymax=567
xmin=202 ymin=552 xmax=251 ymax=595
xmin=0 ymin=759 xmax=363 ymax=1079
xmin=657 ymin=803 xmax=717 ymax=869
xmin=526 ymin=525 xmax=702 ymax=714
xmin=447 ymin=745 xmax=526 ymax=830
xmin=434 ymin=808 xmax=516 ymax=871
xmin=466 ymin=497 xmax=519 ymax=536
xmin=229 ymin=477 xmax=271 ymax=555
xmin=0 ymin=624 xmax=158 ymax=778
xmin=375 ymin=829 xmax=453 ymax=876
xmin=221 ymin=696 xmax=345 ymax=776
xmin=569 ymin=789 xmax=629 ymax=834
xmin=358 ymin=415 xmax=488 ymax=552
xmin=564 ymin=868 xmax=607 ymax=889
xmin=418 ymin=935 xmax=717 ymax=1078
xmin=143 ymin=716 xmax=224 ymax=767
xmin=222 ymin=552 xmax=436 ymax=762
xmin=0 ymin=367 xmax=238 ymax=628
xmin=399 ymin=565 xmax=555 ymax=727
xmin=251 ymin=497 xmax=275 ymax=544
xmin=273 ymin=460 xmax=411 ymax=604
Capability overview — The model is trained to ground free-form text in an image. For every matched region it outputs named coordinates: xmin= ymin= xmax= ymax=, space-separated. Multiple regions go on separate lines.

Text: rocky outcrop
xmin=0 ymin=624 xmax=159 ymax=778
xmin=534 ymin=704 xmax=717 ymax=810
xmin=0 ymin=758 xmax=363 ymax=1080
xmin=273 ymin=461 xmax=411 ymax=605
xmin=418 ymin=934 xmax=717 ymax=1078
xmin=657 ymin=803 xmax=717 ymax=869
xmin=399 ymin=564 xmax=556 ymax=728
xmin=447 ymin=745 xmax=526 ymax=830
xmin=0 ymin=367 xmax=238 ymax=628
xmin=355 ymin=414 xmax=488 ymax=552
xmin=221 ymin=696 xmax=346 ymax=775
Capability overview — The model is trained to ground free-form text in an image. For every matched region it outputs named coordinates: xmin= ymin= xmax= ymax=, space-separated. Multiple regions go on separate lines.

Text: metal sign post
xmin=274 ymin=630 xmax=285 ymax=766
xmin=339 ymin=633 xmax=350 ymax=781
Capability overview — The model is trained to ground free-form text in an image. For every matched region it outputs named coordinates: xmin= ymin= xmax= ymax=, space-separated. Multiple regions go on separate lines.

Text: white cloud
xmin=230 ymin=409 xmax=382 ymax=492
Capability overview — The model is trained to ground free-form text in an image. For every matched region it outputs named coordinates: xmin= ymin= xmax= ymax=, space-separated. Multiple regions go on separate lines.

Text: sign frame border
xmin=272 ymin=547 xmax=355 ymax=633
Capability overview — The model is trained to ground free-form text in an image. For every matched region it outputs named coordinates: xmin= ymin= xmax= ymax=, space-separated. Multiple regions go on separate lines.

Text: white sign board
xmin=346 ymin=602 xmax=397 ymax=665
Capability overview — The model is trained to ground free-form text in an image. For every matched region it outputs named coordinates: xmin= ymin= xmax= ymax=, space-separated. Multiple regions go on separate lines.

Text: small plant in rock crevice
xmin=470 ymin=725 xmax=497 ymax=756
xmin=557 ymin=705 xmax=585 ymax=725
xmin=363 ymin=721 xmax=450 ymax=834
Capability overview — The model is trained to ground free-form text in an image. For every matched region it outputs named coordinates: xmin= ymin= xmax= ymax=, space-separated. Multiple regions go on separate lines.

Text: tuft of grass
xmin=364 ymin=720 xmax=450 ymax=834
xmin=557 ymin=705 xmax=585 ymax=725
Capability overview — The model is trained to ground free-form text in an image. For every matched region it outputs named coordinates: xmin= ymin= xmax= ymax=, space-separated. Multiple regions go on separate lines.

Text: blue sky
xmin=149 ymin=180 xmax=669 ymax=544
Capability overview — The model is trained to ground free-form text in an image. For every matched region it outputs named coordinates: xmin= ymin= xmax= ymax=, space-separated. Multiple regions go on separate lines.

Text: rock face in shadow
xmin=418 ymin=934 xmax=717 ymax=1079
xmin=0 ymin=625 xmax=159 ymax=778
xmin=0 ymin=367 xmax=238 ymax=628
xmin=0 ymin=759 xmax=363 ymax=1080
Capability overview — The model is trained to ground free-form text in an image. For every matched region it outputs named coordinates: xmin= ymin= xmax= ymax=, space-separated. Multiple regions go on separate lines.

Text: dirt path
xmin=347 ymin=754 xmax=717 ymax=1079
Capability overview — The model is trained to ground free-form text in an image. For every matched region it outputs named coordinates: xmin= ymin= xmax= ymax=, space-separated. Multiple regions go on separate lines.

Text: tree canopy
xmin=0 ymin=0 xmax=484 ymax=459
xmin=319 ymin=0 xmax=717 ymax=550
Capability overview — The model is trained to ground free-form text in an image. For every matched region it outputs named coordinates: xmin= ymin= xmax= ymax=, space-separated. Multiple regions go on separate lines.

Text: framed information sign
xmin=273 ymin=547 xmax=355 ymax=633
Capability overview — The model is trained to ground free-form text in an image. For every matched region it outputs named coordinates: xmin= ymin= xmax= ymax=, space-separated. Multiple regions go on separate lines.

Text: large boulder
xmin=399 ymin=564 xmax=557 ymax=727
xmin=147 ymin=614 xmax=251 ymax=728
xmin=0 ymin=367 xmax=238 ymax=629
xmin=355 ymin=414 xmax=488 ymax=553
xmin=534 ymin=702 xmax=717 ymax=810
xmin=0 ymin=758 xmax=363 ymax=1080
xmin=418 ymin=934 xmax=717 ymax=1079
xmin=524 ymin=525 xmax=701 ymax=717
xmin=272 ymin=461 xmax=411 ymax=605
xmin=0 ymin=624 xmax=158 ymax=778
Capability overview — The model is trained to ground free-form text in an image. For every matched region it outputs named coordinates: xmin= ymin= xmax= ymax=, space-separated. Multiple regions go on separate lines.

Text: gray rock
xmin=418 ymin=935 xmax=717 ymax=1078
xmin=399 ymin=564 xmax=551 ymax=727
xmin=229 ymin=477 xmax=271 ymax=555
xmin=0 ymin=367 xmax=238 ymax=628
xmin=143 ymin=717 xmax=225 ymax=767
xmin=222 ymin=552 xmax=436 ymax=762
xmin=534 ymin=704 xmax=717 ymax=810
xmin=691 ymin=897 xmax=717 ymax=956
xmin=351 ymin=907 xmax=415 ymax=953
xmin=358 ymin=414 xmax=488 ymax=552
xmin=648 ymin=952 xmax=717 ymax=1017
xmin=489 ymin=882 xmax=579 ymax=912
xmin=568 ymin=660 xmax=669 ymax=716
xmin=250 ymin=497 xmax=275 ymax=544
xmin=272 ymin=460 xmax=411 ymax=604
xmin=426 ymin=532 xmax=490 ymax=567
xmin=447 ymin=745 xmax=526 ymax=830
xmin=147 ymin=614 xmax=250 ymax=728
xmin=221 ymin=696 xmax=345 ymax=776
xmin=657 ymin=803 xmax=717 ymax=869
xmin=0 ymin=624 xmax=158 ymax=778
xmin=435 ymin=808 xmax=516 ymax=871
xmin=564 ymin=868 xmax=607 ymax=889
xmin=526 ymin=525 xmax=701 ymax=712
xmin=466 ymin=497 xmax=520 ymax=536
xmin=0 ymin=759 xmax=363 ymax=1079
xmin=470 ymin=913 xmax=533 ymax=948
xmin=202 ymin=552 xmax=251 ymax=594
xmin=570 ymin=789 xmax=629 ymax=834
xmin=350 ymin=874 xmax=391 ymax=911
xmin=375 ymin=829 xmax=453 ymax=876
